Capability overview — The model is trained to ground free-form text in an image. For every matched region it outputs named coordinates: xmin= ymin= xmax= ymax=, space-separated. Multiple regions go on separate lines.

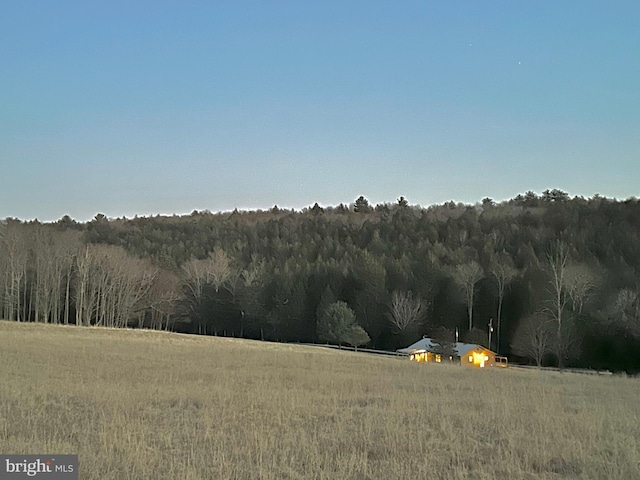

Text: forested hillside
xmin=2 ymin=190 xmax=640 ymax=372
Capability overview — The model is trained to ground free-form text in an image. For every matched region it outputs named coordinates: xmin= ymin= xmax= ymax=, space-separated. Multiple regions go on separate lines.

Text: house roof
xmin=396 ymin=337 xmax=437 ymax=354
xmin=397 ymin=337 xmax=494 ymax=357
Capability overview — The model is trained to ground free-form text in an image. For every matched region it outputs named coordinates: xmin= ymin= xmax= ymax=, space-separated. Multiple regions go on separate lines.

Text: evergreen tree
xmin=353 ymin=196 xmax=372 ymax=213
xmin=317 ymin=301 xmax=367 ymax=346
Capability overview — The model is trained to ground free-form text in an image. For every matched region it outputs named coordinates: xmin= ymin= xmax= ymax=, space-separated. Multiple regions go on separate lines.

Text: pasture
xmin=1 ymin=320 xmax=639 ymax=479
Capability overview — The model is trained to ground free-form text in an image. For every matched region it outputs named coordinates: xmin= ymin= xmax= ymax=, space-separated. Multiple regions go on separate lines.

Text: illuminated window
xmin=435 ymin=354 xmax=441 ymax=363
xmin=468 ymin=355 xmax=473 ymax=363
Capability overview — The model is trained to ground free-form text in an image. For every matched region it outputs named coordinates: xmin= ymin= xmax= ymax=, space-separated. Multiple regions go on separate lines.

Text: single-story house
xmin=397 ymin=337 xmax=507 ymax=368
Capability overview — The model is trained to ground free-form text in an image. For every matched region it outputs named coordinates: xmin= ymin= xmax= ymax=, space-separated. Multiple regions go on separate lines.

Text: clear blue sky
xmin=2 ymin=1 xmax=639 ymax=221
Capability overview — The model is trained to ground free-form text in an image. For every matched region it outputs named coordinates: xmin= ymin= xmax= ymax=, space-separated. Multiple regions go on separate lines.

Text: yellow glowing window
xmin=468 ymin=355 xmax=473 ymax=362
xmin=435 ymin=354 xmax=441 ymax=363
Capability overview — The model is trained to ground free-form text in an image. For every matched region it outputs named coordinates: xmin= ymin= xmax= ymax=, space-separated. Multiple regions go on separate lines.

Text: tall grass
xmin=1 ymin=320 xmax=639 ymax=479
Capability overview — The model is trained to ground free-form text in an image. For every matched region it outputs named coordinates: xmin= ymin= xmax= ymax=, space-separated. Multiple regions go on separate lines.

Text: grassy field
xmin=1 ymin=321 xmax=639 ymax=479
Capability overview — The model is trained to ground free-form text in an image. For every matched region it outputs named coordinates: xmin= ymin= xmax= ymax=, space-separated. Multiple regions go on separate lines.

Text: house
xmin=397 ymin=337 xmax=507 ymax=368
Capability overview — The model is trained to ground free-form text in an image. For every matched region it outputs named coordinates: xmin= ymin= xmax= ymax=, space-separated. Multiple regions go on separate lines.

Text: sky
xmin=1 ymin=1 xmax=639 ymax=222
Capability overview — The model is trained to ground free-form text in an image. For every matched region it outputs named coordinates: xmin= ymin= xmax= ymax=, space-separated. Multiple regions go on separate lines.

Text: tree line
xmin=1 ymin=190 xmax=640 ymax=372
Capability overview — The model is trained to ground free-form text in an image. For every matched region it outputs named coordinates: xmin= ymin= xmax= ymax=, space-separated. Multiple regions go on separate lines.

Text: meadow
xmin=1 ymin=320 xmax=639 ymax=479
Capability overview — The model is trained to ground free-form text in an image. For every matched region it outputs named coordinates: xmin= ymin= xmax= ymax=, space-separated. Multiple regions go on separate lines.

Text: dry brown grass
xmin=1 ymin=320 xmax=639 ymax=479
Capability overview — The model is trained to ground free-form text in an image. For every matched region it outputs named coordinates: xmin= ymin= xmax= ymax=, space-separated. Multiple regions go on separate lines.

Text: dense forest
xmin=2 ymin=190 xmax=640 ymax=372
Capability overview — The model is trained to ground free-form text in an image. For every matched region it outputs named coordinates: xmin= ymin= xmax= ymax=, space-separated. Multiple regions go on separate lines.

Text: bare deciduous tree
xmin=452 ymin=260 xmax=483 ymax=330
xmin=511 ymin=312 xmax=555 ymax=367
xmin=490 ymin=252 xmax=518 ymax=353
xmin=181 ymin=257 xmax=210 ymax=334
xmin=616 ymin=289 xmax=640 ymax=325
xmin=75 ymin=245 xmax=92 ymax=326
xmin=75 ymin=244 xmax=157 ymax=328
xmin=603 ymin=288 xmax=640 ymax=335
xmin=208 ymin=247 xmax=232 ymax=293
xmin=147 ymin=271 xmax=182 ymax=330
xmin=563 ymin=264 xmax=596 ymax=314
xmin=180 ymin=247 xmax=235 ymax=334
xmin=545 ymin=240 xmax=574 ymax=367
xmin=33 ymin=227 xmax=57 ymax=323
xmin=182 ymin=247 xmax=233 ymax=295
xmin=0 ymin=223 xmax=28 ymax=322
xmin=387 ymin=290 xmax=425 ymax=334
xmin=33 ymin=226 xmax=78 ymax=324
xmin=60 ymin=231 xmax=82 ymax=325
